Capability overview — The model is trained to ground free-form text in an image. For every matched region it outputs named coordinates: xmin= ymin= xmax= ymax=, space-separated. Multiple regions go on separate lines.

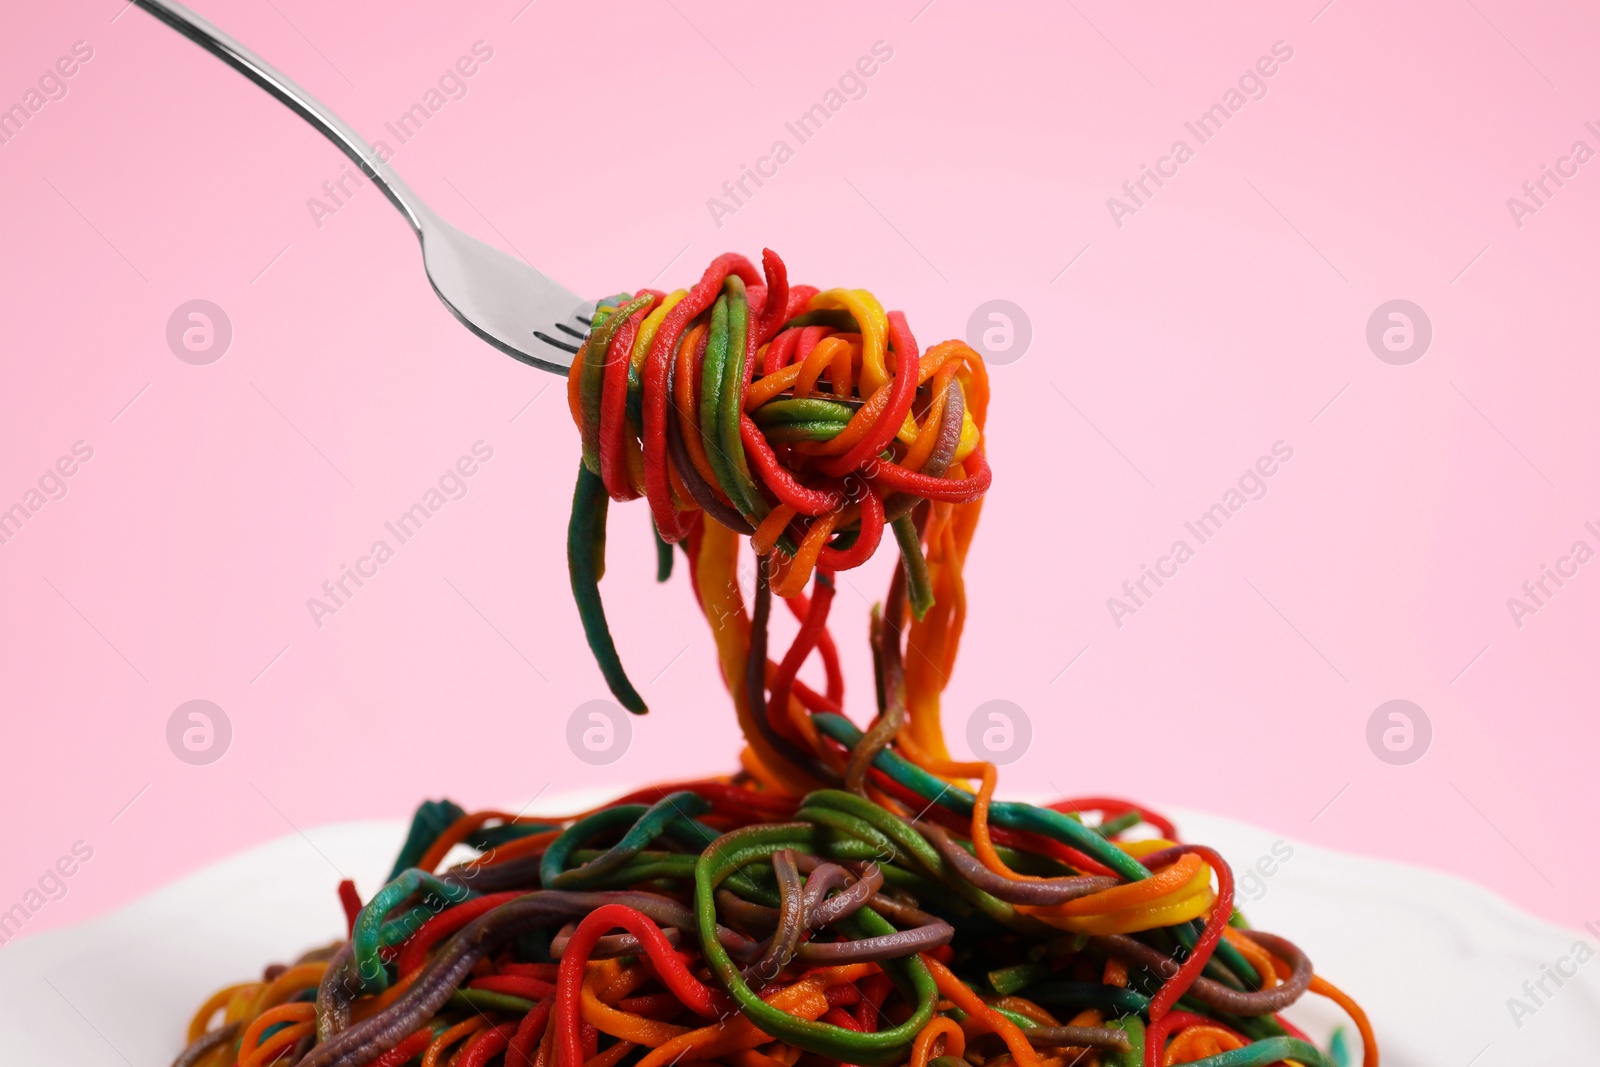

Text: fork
xmin=133 ymin=0 xmax=591 ymax=375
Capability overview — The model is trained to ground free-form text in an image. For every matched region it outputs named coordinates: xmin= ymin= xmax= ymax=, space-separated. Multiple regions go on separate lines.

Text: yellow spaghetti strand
xmin=810 ymin=289 xmax=888 ymax=392
xmin=696 ymin=521 xmax=825 ymax=796
xmin=1033 ymin=855 xmax=1207 ymax=918
xmin=631 ymin=290 xmax=687 ymax=370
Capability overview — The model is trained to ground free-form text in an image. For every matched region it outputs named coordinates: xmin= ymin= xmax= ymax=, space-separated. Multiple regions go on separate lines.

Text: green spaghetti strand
xmin=354 ymin=869 xmax=473 ymax=993
xmin=693 ymin=823 xmax=939 ymax=1065
xmin=542 ymin=792 xmax=717 ymax=888
xmin=699 ymin=279 xmax=767 ymax=521
xmin=567 ymin=463 xmax=647 ymax=714
xmin=578 ymin=294 xmax=650 ymax=475
xmin=890 ymin=513 xmax=935 ymax=620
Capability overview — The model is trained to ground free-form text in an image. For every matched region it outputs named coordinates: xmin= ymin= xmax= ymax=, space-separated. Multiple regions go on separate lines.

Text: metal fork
xmin=133 ymin=0 xmax=590 ymax=375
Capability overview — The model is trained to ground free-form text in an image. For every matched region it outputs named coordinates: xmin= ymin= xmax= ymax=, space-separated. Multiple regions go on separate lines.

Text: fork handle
xmin=133 ymin=0 xmax=431 ymax=234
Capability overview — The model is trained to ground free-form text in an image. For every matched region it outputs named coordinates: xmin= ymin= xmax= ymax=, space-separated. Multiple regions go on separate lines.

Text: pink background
xmin=2 ymin=0 xmax=1597 ymax=943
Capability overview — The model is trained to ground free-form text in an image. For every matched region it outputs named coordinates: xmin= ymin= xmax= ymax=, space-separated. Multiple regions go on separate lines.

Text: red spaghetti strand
xmin=755 ymin=248 xmax=791 ymax=344
xmin=555 ymin=905 xmax=724 ymax=1067
xmin=818 ymin=311 xmax=921 ymax=477
xmin=783 ymin=588 xmax=844 ymax=704
xmin=460 ymin=1022 xmax=520 ymax=1067
xmin=372 ymin=1029 xmax=435 ymax=1067
xmin=767 ymin=571 xmax=837 ymax=741
xmin=503 ymin=997 xmax=554 ymax=1067
xmin=817 ymin=487 xmax=885 ymax=571
xmin=1140 ymin=845 xmax=1236 ymax=1022
xmin=1048 ymin=796 xmax=1179 ymax=841
xmin=337 ymin=880 xmax=362 ymax=937
xmin=741 ymin=417 xmax=843 ymax=515
xmin=869 ymin=446 xmax=992 ymax=504
xmin=762 ymin=326 xmax=802 ymax=376
xmin=641 ymin=253 xmax=760 ymax=542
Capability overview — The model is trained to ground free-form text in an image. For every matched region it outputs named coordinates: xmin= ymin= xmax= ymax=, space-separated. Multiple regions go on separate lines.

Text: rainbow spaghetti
xmin=173 ymin=251 xmax=1375 ymax=1067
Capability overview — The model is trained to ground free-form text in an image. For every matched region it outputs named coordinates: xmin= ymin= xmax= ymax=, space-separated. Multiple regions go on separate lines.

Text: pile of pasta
xmin=174 ymin=252 xmax=1374 ymax=1067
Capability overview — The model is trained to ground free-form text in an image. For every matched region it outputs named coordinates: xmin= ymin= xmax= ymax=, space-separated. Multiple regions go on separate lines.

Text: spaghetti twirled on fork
xmin=176 ymin=251 xmax=1374 ymax=1067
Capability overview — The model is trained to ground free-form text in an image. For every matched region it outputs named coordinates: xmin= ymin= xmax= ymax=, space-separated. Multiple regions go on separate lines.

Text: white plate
xmin=0 ymin=793 xmax=1594 ymax=1063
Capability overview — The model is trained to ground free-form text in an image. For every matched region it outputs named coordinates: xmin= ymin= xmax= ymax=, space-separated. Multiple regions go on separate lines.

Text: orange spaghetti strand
xmin=581 ymin=962 xmax=689 ymax=1047
xmin=247 ymin=962 xmax=327 ymax=1017
xmin=455 ymin=828 xmax=564 ymax=872
xmin=903 ymin=490 xmax=984 ymax=758
xmin=186 ymin=983 xmax=253 ymax=1043
xmin=423 ymin=1017 xmax=490 ymax=1067
xmin=1163 ymin=1024 xmax=1244 ymax=1064
xmin=1103 ymin=956 xmax=1130 ymax=988
xmin=1310 ymin=974 xmax=1379 ymax=1067
xmin=829 ymin=335 xmax=855 ymax=398
xmin=352 ymin=966 xmax=422 ymax=1022
xmin=797 ymin=378 xmax=893 ymax=457
xmin=895 ymin=730 xmax=1031 ymax=889
xmin=752 ymin=504 xmax=798 ymax=555
xmin=729 ymin=1050 xmax=792 ymax=1067
xmin=633 ymin=977 xmax=832 ymax=1067
xmin=772 ymin=512 xmax=838 ymax=598
xmin=909 ymin=1015 xmax=967 ymax=1067
xmin=992 ymin=997 xmax=1059 ymax=1028
xmin=583 ymin=1040 xmax=637 ymax=1067
xmin=746 ymin=363 xmax=803 ymax=410
xmin=239 ymin=1022 xmax=316 ymax=1067
xmin=1220 ymin=927 xmax=1281 ymax=990
xmin=1030 ymin=855 xmax=1205 ymax=918
xmin=236 ymin=1002 xmax=315 ymax=1063
xmin=795 ymin=336 xmax=855 ymax=399
xmin=900 ymin=366 xmax=956 ymax=472
xmin=697 ymin=520 xmax=826 ymax=796
xmin=921 ymin=955 xmax=1042 ymax=1067
xmin=673 ymin=323 xmax=723 ymax=494
xmin=417 ymin=810 xmax=555 ymax=873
